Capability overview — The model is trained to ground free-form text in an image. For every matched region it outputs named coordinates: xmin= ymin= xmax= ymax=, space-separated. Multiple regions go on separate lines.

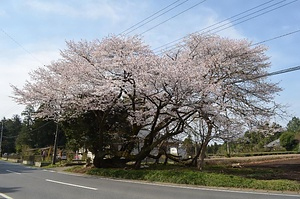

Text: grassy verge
xmin=67 ymin=164 xmax=300 ymax=192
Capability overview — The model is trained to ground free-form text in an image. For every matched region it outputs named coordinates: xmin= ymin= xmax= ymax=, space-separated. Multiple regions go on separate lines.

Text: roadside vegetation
xmin=67 ymin=162 xmax=300 ymax=192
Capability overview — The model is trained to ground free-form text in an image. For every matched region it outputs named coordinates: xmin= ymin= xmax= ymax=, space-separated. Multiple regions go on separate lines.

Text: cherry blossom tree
xmin=12 ymin=34 xmax=282 ymax=169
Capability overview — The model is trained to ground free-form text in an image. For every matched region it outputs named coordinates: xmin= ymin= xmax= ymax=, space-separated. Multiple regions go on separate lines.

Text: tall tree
xmin=287 ymin=117 xmax=300 ymax=133
xmin=1 ymin=115 xmax=22 ymax=154
xmin=12 ymin=34 xmax=282 ymax=169
xmin=16 ymin=106 xmax=65 ymax=153
xmin=280 ymin=131 xmax=297 ymax=151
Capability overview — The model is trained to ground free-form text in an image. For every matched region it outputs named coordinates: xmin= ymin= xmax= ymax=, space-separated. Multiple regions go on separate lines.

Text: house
xmin=265 ymin=138 xmax=281 ymax=150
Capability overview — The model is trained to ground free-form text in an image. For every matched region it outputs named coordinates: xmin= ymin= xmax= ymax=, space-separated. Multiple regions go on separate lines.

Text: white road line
xmin=0 ymin=193 xmax=14 ymax=199
xmin=43 ymin=169 xmax=56 ymax=173
xmin=49 ymin=170 xmax=56 ymax=173
xmin=45 ymin=179 xmax=98 ymax=191
xmin=42 ymin=169 xmax=85 ymax=177
xmin=6 ymin=170 xmax=21 ymax=175
xmin=109 ymin=178 xmax=300 ymax=198
xmin=42 ymin=169 xmax=55 ymax=173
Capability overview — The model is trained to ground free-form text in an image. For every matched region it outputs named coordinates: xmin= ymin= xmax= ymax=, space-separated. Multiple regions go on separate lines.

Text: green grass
xmin=205 ymin=165 xmax=281 ymax=179
xmin=67 ymin=164 xmax=300 ymax=192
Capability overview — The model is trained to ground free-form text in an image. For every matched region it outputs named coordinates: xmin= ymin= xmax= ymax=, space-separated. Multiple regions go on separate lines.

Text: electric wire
xmin=157 ymin=0 xmax=298 ymax=54
xmin=211 ymin=0 xmax=298 ymax=35
xmin=154 ymin=0 xmax=298 ymax=54
xmin=122 ymin=0 xmax=190 ymax=35
xmin=183 ymin=0 xmax=299 ymax=56
xmin=139 ymin=0 xmax=207 ymax=35
xmin=0 ymin=28 xmax=45 ymax=119
xmin=0 ymin=28 xmax=43 ymax=65
xmin=233 ymin=65 xmax=300 ymax=84
xmin=29 ymin=121 xmax=53 ymax=133
xmin=152 ymin=0 xmax=278 ymax=52
xmin=251 ymin=29 xmax=300 ymax=46
xmin=120 ymin=0 xmax=182 ymax=35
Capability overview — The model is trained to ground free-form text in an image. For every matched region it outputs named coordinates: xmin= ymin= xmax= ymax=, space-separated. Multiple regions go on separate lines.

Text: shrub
xmin=280 ymin=132 xmax=298 ymax=151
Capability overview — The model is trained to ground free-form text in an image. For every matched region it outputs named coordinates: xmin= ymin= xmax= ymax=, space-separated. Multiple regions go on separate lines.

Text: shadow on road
xmin=0 ymin=186 xmax=21 ymax=193
xmin=0 ymin=160 xmax=37 ymax=175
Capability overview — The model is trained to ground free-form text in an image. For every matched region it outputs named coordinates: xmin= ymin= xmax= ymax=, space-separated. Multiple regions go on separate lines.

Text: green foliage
xmin=16 ymin=119 xmax=65 ymax=151
xmin=66 ymin=165 xmax=300 ymax=192
xmin=224 ymin=124 xmax=284 ymax=155
xmin=229 ymin=151 xmax=297 ymax=157
xmin=182 ymin=135 xmax=195 ymax=157
xmin=280 ymin=132 xmax=298 ymax=151
xmin=14 ymin=106 xmax=66 ymax=153
xmin=287 ymin=117 xmax=300 ymax=133
xmin=62 ymin=108 xmax=132 ymax=155
xmin=207 ymin=142 xmax=222 ymax=154
xmin=1 ymin=115 xmax=22 ymax=153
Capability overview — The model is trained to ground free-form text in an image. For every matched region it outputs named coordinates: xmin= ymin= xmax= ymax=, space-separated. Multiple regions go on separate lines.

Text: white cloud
xmin=0 ymin=46 xmax=60 ymax=118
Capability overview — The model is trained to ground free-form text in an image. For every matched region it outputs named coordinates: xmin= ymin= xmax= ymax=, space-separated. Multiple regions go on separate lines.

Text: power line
xmin=0 ymin=28 xmax=43 ymax=65
xmin=154 ymin=0 xmax=298 ymax=54
xmin=181 ymin=29 xmax=300 ymax=85
xmin=120 ymin=0 xmax=183 ymax=35
xmin=153 ymin=0 xmax=278 ymax=51
xmin=139 ymin=0 xmax=208 ymax=35
xmin=3 ymin=135 xmax=17 ymax=139
xmin=122 ymin=0 xmax=190 ymax=35
xmin=211 ymin=0 xmax=298 ymax=35
xmin=267 ymin=65 xmax=300 ymax=77
xmin=251 ymin=29 xmax=300 ymax=46
xmin=29 ymin=121 xmax=52 ymax=133
xmin=180 ymin=0 xmax=299 ymax=57
xmin=233 ymin=65 xmax=300 ymax=84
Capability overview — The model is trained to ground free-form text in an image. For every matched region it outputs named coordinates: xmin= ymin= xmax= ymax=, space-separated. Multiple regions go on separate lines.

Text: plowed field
xmin=245 ymin=157 xmax=300 ymax=181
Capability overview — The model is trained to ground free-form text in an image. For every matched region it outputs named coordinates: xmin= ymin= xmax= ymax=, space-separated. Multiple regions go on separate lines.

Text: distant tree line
xmin=1 ymin=106 xmax=66 ymax=155
xmin=205 ymin=118 xmax=300 ymax=155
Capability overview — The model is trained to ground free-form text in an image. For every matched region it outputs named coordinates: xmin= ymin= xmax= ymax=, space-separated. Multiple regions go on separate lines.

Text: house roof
xmin=265 ymin=138 xmax=280 ymax=148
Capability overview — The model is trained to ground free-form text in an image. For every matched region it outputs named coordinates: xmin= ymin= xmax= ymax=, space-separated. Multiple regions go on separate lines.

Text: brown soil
xmin=244 ymin=157 xmax=300 ymax=182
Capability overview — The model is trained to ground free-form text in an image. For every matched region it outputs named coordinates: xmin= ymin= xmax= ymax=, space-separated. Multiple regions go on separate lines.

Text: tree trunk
xmin=196 ymin=121 xmax=212 ymax=171
xmin=133 ymin=131 xmax=155 ymax=169
xmin=197 ymin=146 xmax=207 ymax=171
xmin=190 ymin=144 xmax=202 ymax=167
xmin=163 ymin=156 xmax=168 ymax=165
xmin=93 ymin=151 xmax=106 ymax=168
xmin=134 ymin=159 xmax=142 ymax=169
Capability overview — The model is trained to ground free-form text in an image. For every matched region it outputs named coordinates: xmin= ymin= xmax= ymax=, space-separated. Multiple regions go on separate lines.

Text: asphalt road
xmin=0 ymin=160 xmax=299 ymax=199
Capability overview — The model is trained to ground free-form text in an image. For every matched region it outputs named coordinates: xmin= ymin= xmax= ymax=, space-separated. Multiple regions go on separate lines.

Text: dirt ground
xmin=244 ymin=157 xmax=300 ymax=182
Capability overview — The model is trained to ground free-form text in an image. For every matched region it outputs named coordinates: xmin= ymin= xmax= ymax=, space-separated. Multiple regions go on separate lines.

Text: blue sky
xmin=0 ymin=0 xmax=299 ymax=127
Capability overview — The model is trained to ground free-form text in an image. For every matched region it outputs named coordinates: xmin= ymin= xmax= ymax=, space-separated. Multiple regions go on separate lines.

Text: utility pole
xmin=0 ymin=120 xmax=3 ymax=157
xmin=52 ymin=122 xmax=59 ymax=165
